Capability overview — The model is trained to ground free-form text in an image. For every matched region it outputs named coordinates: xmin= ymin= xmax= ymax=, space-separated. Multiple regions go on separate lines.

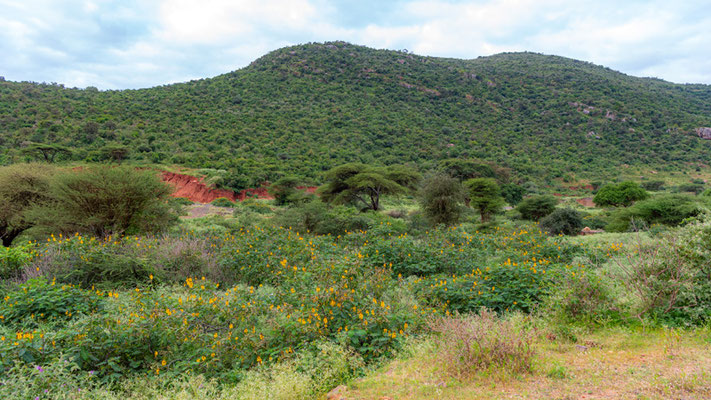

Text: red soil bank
xmin=160 ymin=171 xmax=318 ymax=203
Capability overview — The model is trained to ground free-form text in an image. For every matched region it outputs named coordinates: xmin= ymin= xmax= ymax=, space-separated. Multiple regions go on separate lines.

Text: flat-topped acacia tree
xmin=318 ymin=163 xmax=420 ymax=211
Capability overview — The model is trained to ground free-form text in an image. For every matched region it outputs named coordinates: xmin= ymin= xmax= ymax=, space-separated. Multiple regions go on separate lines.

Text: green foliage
xmin=211 ymin=197 xmax=236 ymax=208
xmin=539 ymin=208 xmax=584 ymax=236
xmin=0 ymin=163 xmax=55 ymax=246
xmin=593 ymin=181 xmax=649 ymax=207
xmin=676 ymin=182 xmax=706 ymax=195
xmin=275 ymin=201 xmax=372 ymax=235
xmin=0 ymin=278 xmax=103 ymax=329
xmin=439 ymin=159 xmax=501 ymax=182
xmin=516 ymin=195 xmax=558 ymax=221
xmin=29 ymin=166 xmax=178 ymax=237
xmin=319 ymin=163 xmax=420 ymax=211
xmin=268 ymin=176 xmax=305 ymax=206
xmin=417 ymin=173 xmax=465 ymax=227
xmin=501 ymin=183 xmax=525 ymax=206
xmin=20 ymin=143 xmax=72 ymax=163
xmin=464 ymin=178 xmax=504 ymax=222
xmin=606 ymin=194 xmax=703 ymax=232
xmin=4 ymin=43 xmax=711 ymax=184
xmin=0 ymin=243 xmax=36 ymax=279
xmin=641 ymin=180 xmax=665 ymax=191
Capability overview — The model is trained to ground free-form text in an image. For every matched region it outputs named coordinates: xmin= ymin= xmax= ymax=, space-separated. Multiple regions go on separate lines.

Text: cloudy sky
xmin=1 ymin=0 xmax=710 ymax=89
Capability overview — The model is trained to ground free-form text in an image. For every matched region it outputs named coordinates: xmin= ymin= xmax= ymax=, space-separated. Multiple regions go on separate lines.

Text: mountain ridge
xmin=1 ymin=41 xmax=710 ymax=186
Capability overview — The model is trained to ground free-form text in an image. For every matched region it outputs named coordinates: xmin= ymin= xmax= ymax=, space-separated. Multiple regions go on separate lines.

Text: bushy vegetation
xmin=593 ymin=181 xmax=649 ymax=207
xmin=3 ymin=42 xmax=711 ymax=186
xmin=606 ymin=194 xmax=704 ymax=232
xmin=517 ymin=195 xmax=558 ymax=221
xmin=539 ymin=208 xmax=584 ymax=236
xmin=0 ymin=165 xmax=178 ymax=246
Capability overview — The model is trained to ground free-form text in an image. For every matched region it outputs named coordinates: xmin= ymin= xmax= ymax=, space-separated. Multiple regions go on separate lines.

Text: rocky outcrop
xmin=695 ymin=127 xmax=711 ymax=139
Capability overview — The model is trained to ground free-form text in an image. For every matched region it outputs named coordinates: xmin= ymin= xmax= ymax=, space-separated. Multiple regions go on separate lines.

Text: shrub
xmin=641 ymin=180 xmax=665 ymax=191
xmin=417 ymin=173 xmax=465 ymax=227
xmin=517 ymin=195 xmax=557 ymax=221
xmin=606 ymin=194 xmax=702 ymax=232
xmin=274 ymin=201 xmax=372 ymax=235
xmin=544 ymin=267 xmax=624 ymax=325
xmin=429 ymin=309 xmax=535 ymax=378
xmin=28 ymin=166 xmax=178 ymax=237
xmin=539 ymin=208 xmax=584 ymax=236
xmin=211 ymin=197 xmax=236 ymax=208
xmin=0 ymin=278 xmax=103 ymax=328
xmin=0 ymin=163 xmax=55 ymax=246
xmin=677 ymin=183 xmax=705 ymax=195
xmin=593 ymin=181 xmax=648 ymax=207
xmin=0 ymin=244 xmax=36 ymax=279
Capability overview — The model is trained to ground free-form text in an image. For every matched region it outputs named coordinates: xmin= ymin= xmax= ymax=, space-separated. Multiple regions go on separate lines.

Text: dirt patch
xmin=161 ymin=171 xmax=239 ymax=203
xmin=160 ymin=171 xmax=318 ymax=204
xmin=576 ymin=197 xmax=595 ymax=207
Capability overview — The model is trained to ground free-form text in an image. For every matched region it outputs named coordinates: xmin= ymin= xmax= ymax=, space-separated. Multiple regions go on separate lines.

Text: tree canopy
xmin=319 ymin=163 xmax=420 ymax=211
xmin=464 ymin=178 xmax=504 ymax=222
xmin=593 ymin=181 xmax=649 ymax=207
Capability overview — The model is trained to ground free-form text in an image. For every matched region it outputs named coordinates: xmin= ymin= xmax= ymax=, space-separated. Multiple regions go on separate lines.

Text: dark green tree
xmin=418 ymin=173 xmax=466 ymax=227
xmin=319 ymin=163 xmax=420 ymax=211
xmin=517 ymin=195 xmax=558 ymax=221
xmin=464 ymin=178 xmax=504 ymax=222
xmin=501 ymin=183 xmax=525 ymax=206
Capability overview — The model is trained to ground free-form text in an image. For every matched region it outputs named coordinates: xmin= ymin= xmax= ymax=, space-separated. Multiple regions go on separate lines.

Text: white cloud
xmin=0 ymin=0 xmax=709 ymax=88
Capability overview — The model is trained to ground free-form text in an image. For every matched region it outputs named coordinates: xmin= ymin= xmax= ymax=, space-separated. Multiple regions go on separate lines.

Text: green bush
xmin=274 ymin=201 xmax=372 ymax=235
xmin=593 ymin=181 xmax=648 ymax=207
xmin=641 ymin=180 xmax=665 ymax=191
xmin=417 ymin=173 xmax=465 ymax=227
xmin=211 ymin=197 xmax=236 ymax=207
xmin=606 ymin=194 xmax=702 ymax=232
xmin=539 ymin=208 xmax=584 ymax=236
xmin=544 ymin=268 xmax=624 ymax=325
xmin=0 ymin=244 xmax=36 ymax=279
xmin=0 ymin=278 xmax=103 ymax=328
xmin=501 ymin=183 xmax=525 ymax=206
xmin=28 ymin=166 xmax=178 ymax=238
xmin=517 ymin=195 xmax=557 ymax=221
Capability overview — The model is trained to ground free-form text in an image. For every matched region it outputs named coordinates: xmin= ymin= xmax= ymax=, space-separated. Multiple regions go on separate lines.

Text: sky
xmin=1 ymin=0 xmax=710 ymax=90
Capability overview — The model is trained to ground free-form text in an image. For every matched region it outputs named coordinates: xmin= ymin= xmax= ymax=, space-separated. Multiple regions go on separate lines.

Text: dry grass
xmin=345 ymin=327 xmax=711 ymax=399
xmin=429 ymin=309 xmax=536 ymax=379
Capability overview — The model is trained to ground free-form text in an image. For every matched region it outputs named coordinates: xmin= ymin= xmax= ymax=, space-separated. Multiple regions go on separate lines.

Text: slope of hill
xmin=1 ymin=41 xmax=710 ymax=185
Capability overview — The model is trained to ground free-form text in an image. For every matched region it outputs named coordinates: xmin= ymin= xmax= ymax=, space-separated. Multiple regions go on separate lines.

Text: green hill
xmin=1 ymin=41 xmax=710 ymax=185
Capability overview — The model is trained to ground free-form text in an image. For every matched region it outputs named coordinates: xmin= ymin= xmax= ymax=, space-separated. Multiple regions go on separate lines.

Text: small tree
xmin=319 ymin=163 xmax=420 ymax=211
xmin=464 ymin=178 xmax=504 ymax=222
xmin=0 ymin=164 xmax=55 ymax=246
xmin=593 ymin=182 xmax=648 ymax=207
xmin=268 ymin=176 xmax=304 ymax=206
xmin=539 ymin=208 xmax=584 ymax=236
xmin=517 ymin=195 xmax=558 ymax=221
xmin=29 ymin=166 xmax=177 ymax=237
xmin=418 ymin=173 xmax=466 ymax=227
xmin=21 ymin=143 xmax=72 ymax=163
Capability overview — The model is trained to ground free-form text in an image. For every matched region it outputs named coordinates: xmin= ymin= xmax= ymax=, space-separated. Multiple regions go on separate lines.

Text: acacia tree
xmin=594 ymin=182 xmax=648 ymax=207
xmin=21 ymin=143 xmax=72 ymax=163
xmin=319 ymin=163 xmax=420 ymax=211
xmin=0 ymin=164 xmax=55 ymax=246
xmin=464 ymin=178 xmax=504 ymax=222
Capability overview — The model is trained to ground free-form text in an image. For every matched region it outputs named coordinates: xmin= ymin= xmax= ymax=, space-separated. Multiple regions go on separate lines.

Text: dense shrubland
xmin=2 ymin=42 xmax=711 ymax=186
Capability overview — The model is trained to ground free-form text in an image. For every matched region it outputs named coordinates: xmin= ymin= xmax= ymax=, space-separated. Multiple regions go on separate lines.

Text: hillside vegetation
xmin=2 ymin=41 xmax=711 ymax=185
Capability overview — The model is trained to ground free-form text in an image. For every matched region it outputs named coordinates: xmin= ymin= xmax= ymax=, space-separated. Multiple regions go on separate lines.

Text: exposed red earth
xmin=160 ymin=171 xmax=317 ymax=204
